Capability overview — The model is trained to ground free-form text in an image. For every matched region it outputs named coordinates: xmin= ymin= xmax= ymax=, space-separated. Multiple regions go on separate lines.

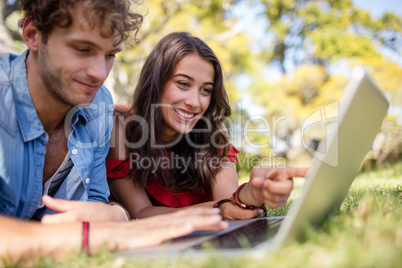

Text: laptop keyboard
xmin=191 ymin=218 xmax=283 ymax=250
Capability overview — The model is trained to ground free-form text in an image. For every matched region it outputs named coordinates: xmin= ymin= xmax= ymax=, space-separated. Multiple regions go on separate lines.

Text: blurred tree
xmin=249 ymin=0 xmax=401 ymax=165
xmin=353 ymin=57 xmax=402 ymax=169
xmin=259 ymin=0 xmax=401 ymax=72
xmin=0 ymin=0 xmax=20 ymax=53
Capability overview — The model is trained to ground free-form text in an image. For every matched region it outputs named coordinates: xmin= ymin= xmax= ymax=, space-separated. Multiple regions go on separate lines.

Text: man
xmin=0 ymin=0 xmax=227 ymax=263
xmin=0 ymin=0 xmax=130 ymax=222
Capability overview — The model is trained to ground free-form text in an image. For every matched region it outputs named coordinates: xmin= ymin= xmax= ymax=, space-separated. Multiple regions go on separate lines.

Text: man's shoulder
xmin=94 ymin=85 xmax=114 ymax=105
xmin=0 ymin=52 xmax=18 ymax=66
xmin=80 ymin=85 xmax=114 ymax=121
xmin=0 ymin=53 xmax=18 ymax=136
xmin=0 ymin=53 xmax=17 ymax=84
xmin=0 ymin=52 xmax=26 ymax=91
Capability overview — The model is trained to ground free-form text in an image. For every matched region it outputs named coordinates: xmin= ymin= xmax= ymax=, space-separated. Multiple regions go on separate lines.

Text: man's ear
xmin=22 ymin=17 xmax=42 ymax=52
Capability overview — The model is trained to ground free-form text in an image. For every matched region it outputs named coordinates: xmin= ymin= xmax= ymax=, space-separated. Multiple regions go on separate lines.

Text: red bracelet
xmin=213 ymin=198 xmax=237 ymax=208
xmin=232 ymin=183 xmax=256 ymax=209
xmin=82 ymin=221 xmax=90 ymax=255
xmin=233 ymin=183 xmax=267 ymax=212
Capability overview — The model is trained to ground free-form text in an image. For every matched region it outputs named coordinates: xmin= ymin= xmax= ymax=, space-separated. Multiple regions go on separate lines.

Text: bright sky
xmin=353 ymin=0 xmax=402 ymax=17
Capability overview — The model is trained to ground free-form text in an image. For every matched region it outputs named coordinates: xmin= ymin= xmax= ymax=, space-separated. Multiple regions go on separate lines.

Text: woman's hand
xmin=218 ymin=199 xmax=264 ymax=220
xmin=247 ymin=166 xmax=308 ymax=209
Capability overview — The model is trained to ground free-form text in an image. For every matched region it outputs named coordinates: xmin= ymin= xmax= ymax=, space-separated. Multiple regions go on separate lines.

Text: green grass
xmin=4 ymin=161 xmax=402 ymax=268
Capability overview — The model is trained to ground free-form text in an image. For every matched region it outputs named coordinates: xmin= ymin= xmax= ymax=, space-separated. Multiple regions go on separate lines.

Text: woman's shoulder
xmin=108 ymin=104 xmax=132 ymax=160
xmin=113 ymin=104 xmax=131 ymax=116
xmin=112 ymin=105 xmax=130 ymax=128
xmin=106 ymin=158 xmax=130 ymax=178
xmin=227 ymin=144 xmax=239 ymax=154
xmin=224 ymin=144 xmax=239 ymax=163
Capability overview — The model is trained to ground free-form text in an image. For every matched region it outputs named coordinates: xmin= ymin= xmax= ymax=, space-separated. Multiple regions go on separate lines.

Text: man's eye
xmin=107 ymin=53 xmax=116 ymax=58
xmin=75 ymin=47 xmax=90 ymax=53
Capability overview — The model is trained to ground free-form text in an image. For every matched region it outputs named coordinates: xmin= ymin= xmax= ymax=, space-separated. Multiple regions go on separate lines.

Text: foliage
xmin=247 ymin=0 xmax=402 ymax=166
xmin=258 ymin=0 xmax=401 ymax=70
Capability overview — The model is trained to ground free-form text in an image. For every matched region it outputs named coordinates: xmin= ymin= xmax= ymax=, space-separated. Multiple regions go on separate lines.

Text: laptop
xmin=114 ymin=66 xmax=389 ymax=258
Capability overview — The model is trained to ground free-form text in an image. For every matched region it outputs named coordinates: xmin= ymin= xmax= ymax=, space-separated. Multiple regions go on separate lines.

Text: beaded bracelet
xmin=82 ymin=221 xmax=90 ymax=255
xmin=233 ymin=183 xmax=267 ymax=212
xmin=213 ymin=182 xmax=268 ymax=213
xmin=212 ymin=198 xmax=237 ymax=208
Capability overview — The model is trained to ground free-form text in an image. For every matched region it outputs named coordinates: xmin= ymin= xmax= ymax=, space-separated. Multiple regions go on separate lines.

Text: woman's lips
xmin=173 ymin=107 xmax=198 ymax=121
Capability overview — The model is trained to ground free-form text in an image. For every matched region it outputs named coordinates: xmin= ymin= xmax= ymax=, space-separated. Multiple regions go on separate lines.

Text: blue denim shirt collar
xmin=11 ymin=50 xmax=88 ymax=143
xmin=69 ymin=106 xmax=88 ymax=126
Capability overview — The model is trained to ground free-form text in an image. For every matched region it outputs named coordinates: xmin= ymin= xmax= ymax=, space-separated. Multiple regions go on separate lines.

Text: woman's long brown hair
xmin=126 ymin=32 xmax=231 ymax=192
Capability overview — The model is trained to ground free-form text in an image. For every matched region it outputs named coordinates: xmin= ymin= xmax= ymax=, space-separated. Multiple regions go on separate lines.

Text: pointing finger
xmin=262 ymin=179 xmax=293 ymax=196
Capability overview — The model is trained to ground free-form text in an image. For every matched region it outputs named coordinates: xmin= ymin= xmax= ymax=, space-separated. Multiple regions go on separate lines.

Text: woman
xmin=106 ymin=32 xmax=307 ymax=220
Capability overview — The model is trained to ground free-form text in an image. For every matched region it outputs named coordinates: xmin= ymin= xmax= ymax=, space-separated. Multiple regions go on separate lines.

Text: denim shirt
xmin=0 ymin=51 xmax=114 ymax=219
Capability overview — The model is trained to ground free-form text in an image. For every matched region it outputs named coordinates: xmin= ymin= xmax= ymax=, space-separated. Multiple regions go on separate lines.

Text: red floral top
xmin=106 ymin=145 xmax=239 ymax=208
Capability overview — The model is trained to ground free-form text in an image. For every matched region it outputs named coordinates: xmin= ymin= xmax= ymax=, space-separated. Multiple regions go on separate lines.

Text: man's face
xmin=36 ymin=5 xmax=122 ymax=107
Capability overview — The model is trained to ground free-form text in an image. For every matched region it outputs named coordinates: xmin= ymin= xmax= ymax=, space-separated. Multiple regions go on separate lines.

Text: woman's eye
xmin=202 ymin=87 xmax=212 ymax=94
xmin=177 ymin=81 xmax=189 ymax=87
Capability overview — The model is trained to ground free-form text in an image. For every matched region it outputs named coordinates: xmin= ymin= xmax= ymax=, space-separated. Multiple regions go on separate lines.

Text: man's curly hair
xmin=19 ymin=0 xmax=143 ymax=43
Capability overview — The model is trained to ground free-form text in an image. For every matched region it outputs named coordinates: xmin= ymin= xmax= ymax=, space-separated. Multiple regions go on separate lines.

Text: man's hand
xmin=92 ymin=207 xmax=229 ymax=252
xmin=41 ymin=196 xmax=127 ymax=223
xmin=249 ymin=166 xmax=308 ymax=209
xmin=0 ymin=207 xmax=228 ymax=263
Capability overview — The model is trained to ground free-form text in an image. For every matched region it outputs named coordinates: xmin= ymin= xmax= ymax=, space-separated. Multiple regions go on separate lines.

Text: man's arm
xmin=0 ymin=207 xmax=227 ymax=264
xmin=0 ymin=215 xmax=81 ymax=264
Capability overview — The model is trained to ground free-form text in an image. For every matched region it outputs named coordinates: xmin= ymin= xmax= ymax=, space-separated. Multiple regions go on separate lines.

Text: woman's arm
xmin=211 ymin=162 xmax=308 ymax=219
xmin=108 ymin=174 xmax=218 ymax=218
xmin=108 ymin=108 xmax=223 ymax=218
xmin=107 ymin=154 xmax=258 ymax=219
xmin=108 ymin=174 xmax=162 ymax=218
xmin=210 ymin=161 xmax=264 ymax=220
xmin=107 ymin=108 xmax=185 ymax=218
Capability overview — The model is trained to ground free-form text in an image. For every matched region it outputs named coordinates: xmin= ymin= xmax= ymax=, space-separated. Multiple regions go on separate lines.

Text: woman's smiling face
xmin=159 ymin=53 xmax=214 ymax=143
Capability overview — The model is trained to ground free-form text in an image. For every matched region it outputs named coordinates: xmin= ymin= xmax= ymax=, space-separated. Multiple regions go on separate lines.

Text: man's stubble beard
xmin=37 ymin=44 xmax=78 ymax=108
